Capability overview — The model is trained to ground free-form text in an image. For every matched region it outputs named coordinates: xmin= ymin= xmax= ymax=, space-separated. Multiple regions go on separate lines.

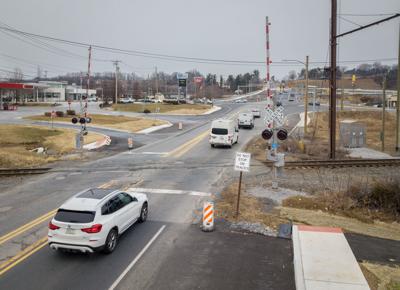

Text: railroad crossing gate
xmin=264 ymin=106 xmax=284 ymax=127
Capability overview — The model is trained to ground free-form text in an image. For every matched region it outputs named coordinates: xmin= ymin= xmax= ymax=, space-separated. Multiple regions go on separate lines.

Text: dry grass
xmin=361 ymin=262 xmax=400 ymax=290
xmin=308 ymin=110 xmax=397 ymax=154
xmin=26 ymin=114 xmax=167 ymax=133
xmin=216 ymin=181 xmax=288 ymax=230
xmin=0 ymin=125 xmax=103 ymax=168
xmin=112 ymin=103 xmax=211 ymax=114
xmin=279 ymin=206 xmax=400 ymax=241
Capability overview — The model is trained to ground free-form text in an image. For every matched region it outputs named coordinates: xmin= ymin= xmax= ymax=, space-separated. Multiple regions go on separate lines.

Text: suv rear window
xmin=212 ymin=128 xmax=228 ymax=135
xmin=54 ymin=209 xmax=95 ymax=223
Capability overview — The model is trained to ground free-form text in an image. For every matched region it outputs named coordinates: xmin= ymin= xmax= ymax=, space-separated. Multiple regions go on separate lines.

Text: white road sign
xmin=234 ymin=152 xmax=251 ymax=172
xmin=177 ymin=73 xmax=188 ymax=79
xmin=264 ymin=106 xmax=284 ymax=126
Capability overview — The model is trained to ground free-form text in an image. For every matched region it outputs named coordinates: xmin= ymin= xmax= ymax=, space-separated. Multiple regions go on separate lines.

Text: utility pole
xmin=113 ymin=60 xmax=121 ymax=104
xmin=81 ymin=46 xmax=91 ymax=134
xmin=155 ymin=66 xmax=159 ymax=94
xmin=341 ymin=78 xmax=344 ymax=111
xmin=382 ymin=75 xmax=386 ymax=152
xmin=396 ymin=23 xmax=400 ymax=152
xmin=329 ymin=0 xmax=337 ymax=159
xmin=304 ymin=55 xmax=309 ymax=135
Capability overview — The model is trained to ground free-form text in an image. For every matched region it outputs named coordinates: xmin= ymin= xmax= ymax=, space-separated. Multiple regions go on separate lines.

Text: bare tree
xmin=9 ymin=67 xmax=23 ymax=81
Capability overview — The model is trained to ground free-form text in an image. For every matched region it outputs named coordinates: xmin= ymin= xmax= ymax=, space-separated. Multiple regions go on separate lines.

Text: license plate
xmin=65 ymin=228 xmax=75 ymax=235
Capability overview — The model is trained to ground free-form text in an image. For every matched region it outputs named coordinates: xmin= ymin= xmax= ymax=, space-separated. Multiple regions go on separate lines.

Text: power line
xmin=339 ymin=13 xmax=398 ymax=17
xmin=338 ymin=15 xmax=362 ymax=28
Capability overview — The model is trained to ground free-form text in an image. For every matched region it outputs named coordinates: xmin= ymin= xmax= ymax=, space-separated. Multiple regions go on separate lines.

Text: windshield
xmin=54 ymin=209 xmax=95 ymax=223
xmin=211 ymin=128 xmax=228 ymax=135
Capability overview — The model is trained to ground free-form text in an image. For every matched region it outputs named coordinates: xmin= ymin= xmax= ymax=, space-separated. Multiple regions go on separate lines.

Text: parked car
xmin=209 ymin=119 xmax=239 ymax=148
xmin=48 ymin=188 xmax=148 ymax=254
xmin=87 ymin=96 xmax=98 ymax=102
xmin=238 ymin=112 xmax=254 ymax=129
xmin=276 ymin=101 xmax=282 ymax=107
xmin=251 ymin=108 xmax=261 ymax=118
xmin=120 ymin=97 xmax=133 ymax=104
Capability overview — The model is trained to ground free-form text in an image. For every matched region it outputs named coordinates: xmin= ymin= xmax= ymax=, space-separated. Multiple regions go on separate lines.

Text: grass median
xmin=112 ymin=103 xmax=211 ymax=114
xmin=26 ymin=114 xmax=167 ymax=133
xmin=0 ymin=125 xmax=103 ymax=168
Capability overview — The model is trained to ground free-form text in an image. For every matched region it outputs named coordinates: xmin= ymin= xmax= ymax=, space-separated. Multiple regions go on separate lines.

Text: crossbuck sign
xmin=234 ymin=152 xmax=251 ymax=172
xmin=264 ymin=106 xmax=284 ymax=127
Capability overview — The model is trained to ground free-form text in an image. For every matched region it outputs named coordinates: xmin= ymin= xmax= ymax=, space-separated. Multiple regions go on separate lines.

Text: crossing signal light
xmin=71 ymin=117 xmax=78 ymax=124
xmin=277 ymin=129 xmax=288 ymax=141
xmin=262 ymin=129 xmax=273 ymax=140
xmin=79 ymin=117 xmax=86 ymax=124
xmin=86 ymin=117 xmax=92 ymax=124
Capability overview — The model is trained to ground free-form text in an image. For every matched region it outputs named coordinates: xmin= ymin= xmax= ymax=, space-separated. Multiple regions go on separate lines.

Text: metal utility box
xmin=339 ymin=119 xmax=366 ymax=148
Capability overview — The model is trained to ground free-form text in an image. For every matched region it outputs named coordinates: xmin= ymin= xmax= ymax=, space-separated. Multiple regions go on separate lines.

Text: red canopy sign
xmin=0 ymin=82 xmax=34 ymax=89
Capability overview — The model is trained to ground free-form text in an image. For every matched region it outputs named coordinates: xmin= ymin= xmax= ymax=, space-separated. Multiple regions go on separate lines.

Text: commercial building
xmin=0 ymin=81 xmax=97 ymax=103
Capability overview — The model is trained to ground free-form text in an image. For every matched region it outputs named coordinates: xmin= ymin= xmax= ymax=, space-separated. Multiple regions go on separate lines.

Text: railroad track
xmin=0 ymin=168 xmax=52 ymax=176
xmin=264 ymin=158 xmax=400 ymax=169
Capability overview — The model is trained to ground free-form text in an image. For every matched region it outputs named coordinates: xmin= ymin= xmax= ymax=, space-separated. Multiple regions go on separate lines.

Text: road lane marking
xmin=0 ymin=180 xmax=115 ymax=246
xmin=166 ymin=130 xmax=210 ymax=158
xmin=0 ymin=210 xmax=57 ymax=245
xmin=108 ymin=225 xmax=166 ymax=290
xmin=0 ymin=237 xmax=48 ymax=276
xmin=126 ymin=188 xmax=212 ymax=197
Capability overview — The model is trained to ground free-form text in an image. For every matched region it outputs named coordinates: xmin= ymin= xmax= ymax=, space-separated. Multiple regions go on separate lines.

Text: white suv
xmin=48 ymin=188 xmax=148 ymax=254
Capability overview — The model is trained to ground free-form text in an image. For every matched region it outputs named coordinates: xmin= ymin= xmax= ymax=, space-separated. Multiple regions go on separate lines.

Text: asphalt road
xmin=0 ymin=95 xmax=304 ymax=290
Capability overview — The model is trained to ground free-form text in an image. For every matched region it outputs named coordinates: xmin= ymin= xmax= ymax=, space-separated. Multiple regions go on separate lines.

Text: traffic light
xmin=71 ymin=117 xmax=78 ymax=124
xmin=277 ymin=129 xmax=288 ymax=141
xmin=262 ymin=129 xmax=273 ymax=140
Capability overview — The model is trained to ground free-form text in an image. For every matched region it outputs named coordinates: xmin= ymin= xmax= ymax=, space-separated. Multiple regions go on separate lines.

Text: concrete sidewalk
xmin=293 ymin=225 xmax=370 ymax=290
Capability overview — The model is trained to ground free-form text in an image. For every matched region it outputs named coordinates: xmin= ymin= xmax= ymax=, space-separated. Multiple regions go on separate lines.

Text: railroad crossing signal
xmin=264 ymin=106 xmax=284 ymax=127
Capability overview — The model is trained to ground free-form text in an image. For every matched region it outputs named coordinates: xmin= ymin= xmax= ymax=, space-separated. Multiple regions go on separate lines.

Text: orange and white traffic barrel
xmin=202 ymin=202 xmax=214 ymax=232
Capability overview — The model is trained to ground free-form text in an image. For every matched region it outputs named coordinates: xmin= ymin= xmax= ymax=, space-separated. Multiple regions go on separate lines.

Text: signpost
xmin=177 ymin=73 xmax=188 ymax=101
xmin=234 ymin=152 xmax=251 ymax=217
xmin=51 ymin=110 xmax=56 ymax=129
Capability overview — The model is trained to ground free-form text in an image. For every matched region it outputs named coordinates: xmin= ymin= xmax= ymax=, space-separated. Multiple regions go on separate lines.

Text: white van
xmin=238 ymin=112 xmax=254 ymax=129
xmin=209 ymin=119 xmax=239 ymax=148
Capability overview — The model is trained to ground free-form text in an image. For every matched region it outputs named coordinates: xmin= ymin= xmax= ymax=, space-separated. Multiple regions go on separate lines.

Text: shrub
xmin=143 ymin=109 xmax=151 ymax=114
xmin=55 ymin=111 xmax=64 ymax=117
xmin=66 ymin=110 xmax=76 ymax=116
xmin=44 ymin=112 xmax=51 ymax=117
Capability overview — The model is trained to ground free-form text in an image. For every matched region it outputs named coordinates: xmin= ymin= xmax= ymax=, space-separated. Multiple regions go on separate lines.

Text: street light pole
xmin=282 ymin=58 xmax=309 ymax=136
xmin=304 ymin=55 xmax=309 ymax=135
xmin=329 ymin=0 xmax=338 ymax=159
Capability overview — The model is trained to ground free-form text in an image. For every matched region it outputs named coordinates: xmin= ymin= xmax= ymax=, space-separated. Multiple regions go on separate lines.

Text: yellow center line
xmin=0 ymin=180 xmax=118 ymax=276
xmin=0 ymin=180 xmax=115 ymax=246
xmin=166 ymin=130 xmax=210 ymax=158
xmin=0 ymin=209 xmax=57 ymax=245
xmin=0 ymin=237 xmax=48 ymax=276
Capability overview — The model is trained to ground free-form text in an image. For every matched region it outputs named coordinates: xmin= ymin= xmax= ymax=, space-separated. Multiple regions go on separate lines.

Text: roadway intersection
xmin=0 ymin=94 xmax=304 ymax=290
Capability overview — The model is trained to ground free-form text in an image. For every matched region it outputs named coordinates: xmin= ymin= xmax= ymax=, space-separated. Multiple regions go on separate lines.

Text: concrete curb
xmin=292 ymin=225 xmax=306 ymax=290
xmin=292 ymin=225 xmax=370 ymax=290
xmin=136 ymin=122 xmax=173 ymax=134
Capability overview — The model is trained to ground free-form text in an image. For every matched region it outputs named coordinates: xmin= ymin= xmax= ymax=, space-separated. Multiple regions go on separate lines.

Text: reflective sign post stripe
xmin=202 ymin=202 xmax=214 ymax=232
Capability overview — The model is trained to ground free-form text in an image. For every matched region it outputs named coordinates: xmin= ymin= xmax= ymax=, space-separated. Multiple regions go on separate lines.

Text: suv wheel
xmin=103 ymin=229 xmax=118 ymax=254
xmin=139 ymin=203 xmax=148 ymax=223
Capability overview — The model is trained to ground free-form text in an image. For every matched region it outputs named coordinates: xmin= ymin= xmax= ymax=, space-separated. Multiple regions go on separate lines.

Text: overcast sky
xmin=0 ymin=0 xmax=398 ymax=79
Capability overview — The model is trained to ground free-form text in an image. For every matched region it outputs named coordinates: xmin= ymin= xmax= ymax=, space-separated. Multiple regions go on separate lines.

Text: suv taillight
xmin=49 ymin=221 xmax=60 ymax=230
xmin=81 ymin=224 xmax=102 ymax=234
